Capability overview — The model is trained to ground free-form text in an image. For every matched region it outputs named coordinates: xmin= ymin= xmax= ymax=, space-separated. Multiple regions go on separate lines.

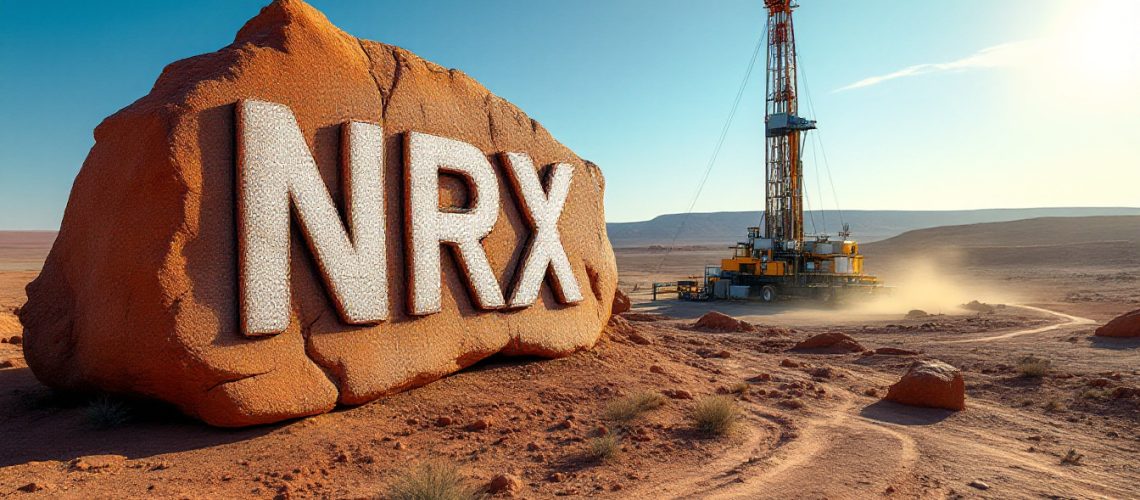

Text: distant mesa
xmin=17 ymin=0 xmax=617 ymax=426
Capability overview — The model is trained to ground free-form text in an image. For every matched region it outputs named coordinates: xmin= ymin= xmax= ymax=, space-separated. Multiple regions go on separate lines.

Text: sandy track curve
xmin=943 ymin=304 xmax=1094 ymax=344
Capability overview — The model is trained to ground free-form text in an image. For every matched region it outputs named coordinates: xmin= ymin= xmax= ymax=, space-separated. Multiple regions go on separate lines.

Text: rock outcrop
xmin=18 ymin=0 xmax=617 ymax=426
xmin=611 ymin=289 xmax=631 ymax=315
xmin=692 ymin=311 xmax=756 ymax=333
xmin=884 ymin=360 xmax=965 ymax=411
xmin=791 ymin=332 xmax=866 ymax=353
xmin=1095 ymin=308 xmax=1140 ymax=338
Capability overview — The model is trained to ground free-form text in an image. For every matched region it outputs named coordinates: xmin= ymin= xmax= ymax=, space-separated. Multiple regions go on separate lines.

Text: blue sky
xmin=1 ymin=0 xmax=1138 ymax=229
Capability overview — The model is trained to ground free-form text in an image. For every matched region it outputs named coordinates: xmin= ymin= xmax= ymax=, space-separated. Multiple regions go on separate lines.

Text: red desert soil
xmin=2 ymin=221 xmax=1140 ymax=498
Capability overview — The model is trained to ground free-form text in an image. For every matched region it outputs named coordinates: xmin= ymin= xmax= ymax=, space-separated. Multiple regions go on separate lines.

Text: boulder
xmin=1095 ymin=308 xmax=1140 ymax=338
xmin=692 ymin=311 xmax=756 ymax=333
xmin=791 ymin=332 xmax=866 ymax=353
xmin=612 ymin=289 xmax=631 ymax=315
xmin=884 ymin=360 xmax=965 ymax=411
xmin=18 ymin=0 xmax=617 ymax=426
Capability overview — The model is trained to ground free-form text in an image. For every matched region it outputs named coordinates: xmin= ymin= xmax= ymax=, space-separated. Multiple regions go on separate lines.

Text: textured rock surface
xmin=18 ymin=0 xmax=616 ymax=426
xmin=791 ymin=332 xmax=866 ymax=353
xmin=884 ymin=360 xmax=966 ymax=411
xmin=1095 ymin=308 xmax=1140 ymax=338
xmin=611 ymin=289 xmax=631 ymax=315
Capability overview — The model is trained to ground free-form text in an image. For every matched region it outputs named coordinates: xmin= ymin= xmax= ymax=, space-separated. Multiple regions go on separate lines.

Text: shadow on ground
xmin=0 ymin=367 xmax=278 ymax=467
xmin=859 ymin=400 xmax=954 ymax=426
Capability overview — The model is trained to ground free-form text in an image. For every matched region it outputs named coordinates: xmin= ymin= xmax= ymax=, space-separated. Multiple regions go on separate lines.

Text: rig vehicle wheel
xmin=759 ymin=285 xmax=778 ymax=303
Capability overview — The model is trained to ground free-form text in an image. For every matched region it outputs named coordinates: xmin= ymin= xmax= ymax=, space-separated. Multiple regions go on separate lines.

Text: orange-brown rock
xmin=18 ymin=0 xmax=617 ymax=427
xmin=612 ymin=289 xmax=631 ymax=315
xmin=692 ymin=311 xmax=756 ymax=333
xmin=791 ymin=332 xmax=866 ymax=353
xmin=884 ymin=360 xmax=965 ymax=411
xmin=1095 ymin=308 xmax=1140 ymax=338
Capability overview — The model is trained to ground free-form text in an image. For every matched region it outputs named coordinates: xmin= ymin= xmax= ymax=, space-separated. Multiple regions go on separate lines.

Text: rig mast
xmin=763 ymin=0 xmax=816 ymax=247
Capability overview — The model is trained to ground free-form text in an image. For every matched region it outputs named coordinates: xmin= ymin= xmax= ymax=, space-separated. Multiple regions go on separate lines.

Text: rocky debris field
xmin=1 ymin=301 xmax=1138 ymax=498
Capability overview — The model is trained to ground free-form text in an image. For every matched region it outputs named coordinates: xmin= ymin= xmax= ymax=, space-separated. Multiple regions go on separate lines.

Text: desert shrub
xmin=586 ymin=434 xmax=621 ymax=462
xmin=691 ymin=395 xmax=739 ymax=437
xmin=1061 ymin=448 xmax=1084 ymax=465
xmin=388 ymin=462 xmax=480 ymax=500
xmin=1016 ymin=355 xmax=1050 ymax=378
xmin=603 ymin=391 xmax=666 ymax=423
xmin=86 ymin=396 xmax=130 ymax=429
xmin=1081 ymin=388 xmax=1111 ymax=400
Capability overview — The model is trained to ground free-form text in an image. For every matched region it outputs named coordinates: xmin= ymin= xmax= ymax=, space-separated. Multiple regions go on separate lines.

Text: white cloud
xmin=835 ymin=39 xmax=1043 ymax=92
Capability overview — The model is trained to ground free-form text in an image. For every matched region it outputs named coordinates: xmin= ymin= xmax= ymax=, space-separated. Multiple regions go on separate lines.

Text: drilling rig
xmin=705 ymin=0 xmax=882 ymax=302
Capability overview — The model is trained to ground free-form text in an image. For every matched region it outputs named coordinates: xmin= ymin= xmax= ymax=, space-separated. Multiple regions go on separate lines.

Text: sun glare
xmin=1059 ymin=0 xmax=1140 ymax=85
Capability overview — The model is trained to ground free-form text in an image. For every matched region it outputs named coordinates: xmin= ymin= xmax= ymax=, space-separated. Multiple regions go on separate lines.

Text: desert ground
xmin=1 ymin=217 xmax=1138 ymax=498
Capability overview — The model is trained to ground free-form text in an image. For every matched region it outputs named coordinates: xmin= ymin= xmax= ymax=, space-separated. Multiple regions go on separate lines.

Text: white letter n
xmin=237 ymin=100 xmax=387 ymax=337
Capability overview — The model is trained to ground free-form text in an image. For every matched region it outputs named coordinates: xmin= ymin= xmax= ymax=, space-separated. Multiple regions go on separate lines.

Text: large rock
xmin=18 ymin=0 xmax=617 ymax=426
xmin=692 ymin=311 xmax=756 ymax=333
xmin=1095 ymin=309 xmax=1140 ymax=338
xmin=884 ymin=360 xmax=965 ymax=411
xmin=611 ymin=289 xmax=631 ymax=315
xmin=791 ymin=332 xmax=866 ymax=353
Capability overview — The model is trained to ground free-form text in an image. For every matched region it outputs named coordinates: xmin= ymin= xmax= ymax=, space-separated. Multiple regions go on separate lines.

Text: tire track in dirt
xmin=943 ymin=304 xmax=1094 ymax=344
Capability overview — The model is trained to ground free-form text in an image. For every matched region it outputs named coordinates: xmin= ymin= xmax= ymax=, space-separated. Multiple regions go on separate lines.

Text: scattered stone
xmin=435 ymin=416 xmax=454 ymax=427
xmin=556 ymin=419 xmax=575 ymax=430
xmin=17 ymin=483 xmax=46 ymax=493
xmin=5 ymin=335 xmax=22 ymax=345
xmin=662 ymin=389 xmax=693 ymax=400
xmin=711 ymin=350 xmax=732 ymax=359
xmin=466 ymin=418 xmax=492 ymax=432
xmin=864 ymin=388 xmax=879 ymax=397
xmin=1095 ymin=308 xmax=1140 ymax=337
xmin=968 ymin=480 xmax=990 ymax=490
xmin=627 ymin=331 xmax=654 ymax=346
xmin=612 ymin=289 xmax=631 ymax=315
xmin=962 ymin=300 xmax=997 ymax=313
xmin=1087 ymin=378 xmax=1112 ymax=388
xmin=906 ymin=309 xmax=928 ymax=319
xmin=649 ymin=365 xmax=667 ymax=375
xmin=749 ymin=373 xmax=772 ymax=382
xmin=809 ymin=367 xmax=834 ymax=379
xmin=872 ymin=347 xmax=919 ymax=356
xmin=594 ymin=425 xmax=609 ymax=436
xmin=884 ymin=360 xmax=966 ymax=411
xmin=692 ymin=311 xmax=757 ymax=333
xmin=1112 ymin=387 xmax=1138 ymax=399
xmin=526 ymin=442 xmax=541 ymax=452
xmin=780 ymin=359 xmax=800 ymax=368
xmin=70 ymin=455 xmax=126 ymax=472
xmin=393 ymin=441 xmax=407 ymax=450
xmin=791 ymin=332 xmax=866 ymax=353
xmin=548 ymin=472 xmax=566 ymax=483
xmin=487 ymin=473 xmax=522 ymax=495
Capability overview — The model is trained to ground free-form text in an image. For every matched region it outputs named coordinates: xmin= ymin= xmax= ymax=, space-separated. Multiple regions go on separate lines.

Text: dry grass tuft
xmin=1061 ymin=448 xmax=1084 ymax=466
xmin=1043 ymin=399 xmax=1066 ymax=412
xmin=603 ymin=391 xmax=666 ymax=424
xmin=587 ymin=434 xmax=621 ymax=462
xmin=86 ymin=396 xmax=130 ymax=429
xmin=1081 ymin=388 xmax=1111 ymax=400
xmin=691 ymin=395 xmax=739 ymax=437
xmin=728 ymin=382 xmax=750 ymax=395
xmin=388 ymin=462 xmax=481 ymax=500
xmin=1016 ymin=355 xmax=1050 ymax=378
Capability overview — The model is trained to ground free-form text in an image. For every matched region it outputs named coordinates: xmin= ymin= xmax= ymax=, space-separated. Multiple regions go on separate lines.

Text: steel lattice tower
xmin=763 ymin=0 xmax=815 ymax=246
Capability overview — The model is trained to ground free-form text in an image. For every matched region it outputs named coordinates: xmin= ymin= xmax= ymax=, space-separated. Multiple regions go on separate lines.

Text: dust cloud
xmin=854 ymin=256 xmax=1018 ymax=315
